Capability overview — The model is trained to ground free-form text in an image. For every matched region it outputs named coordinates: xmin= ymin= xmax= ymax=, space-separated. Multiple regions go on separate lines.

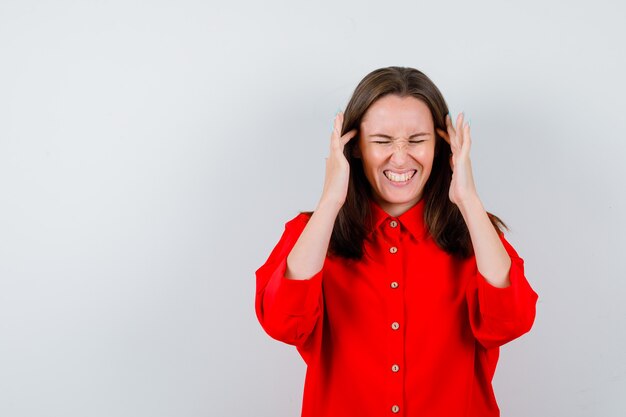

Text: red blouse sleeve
xmin=255 ymin=213 xmax=324 ymax=347
xmin=465 ymin=232 xmax=539 ymax=350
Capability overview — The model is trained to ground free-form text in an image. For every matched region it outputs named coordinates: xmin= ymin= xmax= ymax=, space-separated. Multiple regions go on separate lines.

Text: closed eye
xmin=372 ymin=139 xmax=427 ymax=144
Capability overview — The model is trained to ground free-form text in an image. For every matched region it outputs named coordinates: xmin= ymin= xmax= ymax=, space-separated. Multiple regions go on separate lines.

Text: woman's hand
xmin=286 ymin=111 xmax=356 ymax=281
xmin=437 ymin=113 xmax=514 ymax=289
xmin=319 ymin=111 xmax=358 ymax=210
xmin=436 ymin=112 xmax=479 ymax=207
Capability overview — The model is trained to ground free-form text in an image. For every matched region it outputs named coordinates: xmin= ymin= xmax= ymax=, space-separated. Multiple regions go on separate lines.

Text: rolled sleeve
xmin=476 ymin=255 xmax=526 ymax=321
xmin=266 ymin=257 xmax=324 ymax=316
xmin=467 ymin=233 xmax=539 ymax=349
xmin=255 ymin=213 xmax=324 ymax=346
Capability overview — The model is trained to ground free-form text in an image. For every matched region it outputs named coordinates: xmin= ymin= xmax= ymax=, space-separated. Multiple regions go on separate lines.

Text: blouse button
xmin=389 ymin=246 xmax=398 ymax=254
xmin=391 ymin=405 xmax=400 ymax=413
xmin=391 ymin=321 xmax=400 ymax=330
xmin=390 ymin=220 xmax=398 ymax=228
xmin=391 ymin=364 xmax=400 ymax=372
xmin=390 ymin=281 xmax=399 ymax=289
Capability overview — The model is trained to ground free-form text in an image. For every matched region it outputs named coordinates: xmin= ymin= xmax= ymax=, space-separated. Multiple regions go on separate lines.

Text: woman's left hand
xmin=436 ymin=113 xmax=479 ymax=207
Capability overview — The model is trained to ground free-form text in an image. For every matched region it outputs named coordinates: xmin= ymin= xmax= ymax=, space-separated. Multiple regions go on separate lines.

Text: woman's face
xmin=356 ymin=94 xmax=436 ymax=217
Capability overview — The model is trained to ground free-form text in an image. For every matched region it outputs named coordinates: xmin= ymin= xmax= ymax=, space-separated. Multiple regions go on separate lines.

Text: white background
xmin=1 ymin=1 xmax=625 ymax=416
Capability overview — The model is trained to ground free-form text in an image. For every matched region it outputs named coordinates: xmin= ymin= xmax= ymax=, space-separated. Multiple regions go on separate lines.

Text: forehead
xmin=361 ymin=95 xmax=433 ymax=131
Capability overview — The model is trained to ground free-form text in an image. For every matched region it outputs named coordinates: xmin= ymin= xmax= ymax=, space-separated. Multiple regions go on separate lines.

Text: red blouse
xmin=255 ymin=197 xmax=538 ymax=417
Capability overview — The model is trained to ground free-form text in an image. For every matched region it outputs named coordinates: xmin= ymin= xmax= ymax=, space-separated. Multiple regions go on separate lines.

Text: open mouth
xmin=383 ymin=170 xmax=417 ymax=183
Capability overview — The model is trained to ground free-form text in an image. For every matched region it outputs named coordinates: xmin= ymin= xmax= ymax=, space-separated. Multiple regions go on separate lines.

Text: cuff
xmin=476 ymin=257 xmax=525 ymax=321
xmin=265 ymin=257 xmax=324 ymax=316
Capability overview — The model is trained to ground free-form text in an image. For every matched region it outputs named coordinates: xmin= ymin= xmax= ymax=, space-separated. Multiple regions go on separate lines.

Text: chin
xmin=376 ymin=189 xmax=423 ymax=205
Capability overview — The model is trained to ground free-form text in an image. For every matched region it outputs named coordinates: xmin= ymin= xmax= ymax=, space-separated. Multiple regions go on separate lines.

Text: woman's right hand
xmin=286 ymin=111 xmax=357 ymax=280
xmin=319 ymin=111 xmax=358 ymax=210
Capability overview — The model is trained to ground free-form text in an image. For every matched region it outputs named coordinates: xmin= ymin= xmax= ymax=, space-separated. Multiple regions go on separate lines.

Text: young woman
xmin=255 ymin=66 xmax=539 ymax=417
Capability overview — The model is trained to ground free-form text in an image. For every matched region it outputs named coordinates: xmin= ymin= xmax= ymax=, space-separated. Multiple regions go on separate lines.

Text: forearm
xmin=285 ymin=198 xmax=340 ymax=280
xmin=458 ymin=195 xmax=511 ymax=288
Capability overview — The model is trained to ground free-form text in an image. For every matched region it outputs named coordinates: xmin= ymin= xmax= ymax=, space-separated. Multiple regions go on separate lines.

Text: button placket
xmin=384 ymin=215 xmax=404 ymax=414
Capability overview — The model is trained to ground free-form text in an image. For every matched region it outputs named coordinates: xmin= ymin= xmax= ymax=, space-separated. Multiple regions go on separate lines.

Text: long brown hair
xmin=302 ymin=66 xmax=507 ymax=260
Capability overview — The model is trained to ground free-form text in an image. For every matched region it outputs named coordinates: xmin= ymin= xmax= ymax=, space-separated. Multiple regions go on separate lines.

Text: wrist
xmin=456 ymin=193 xmax=483 ymax=216
xmin=316 ymin=196 xmax=344 ymax=214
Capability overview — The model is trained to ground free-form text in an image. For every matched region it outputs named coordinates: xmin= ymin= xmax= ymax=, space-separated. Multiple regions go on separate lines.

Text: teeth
xmin=384 ymin=170 xmax=416 ymax=182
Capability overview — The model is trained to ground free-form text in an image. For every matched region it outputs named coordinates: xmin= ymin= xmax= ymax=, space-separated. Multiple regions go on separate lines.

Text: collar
xmin=367 ymin=197 xmax=429 ymax=241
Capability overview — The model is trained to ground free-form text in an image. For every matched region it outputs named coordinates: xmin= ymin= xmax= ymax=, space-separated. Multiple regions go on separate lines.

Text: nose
xmin=389 ymin=139 xmax=409 ymax=165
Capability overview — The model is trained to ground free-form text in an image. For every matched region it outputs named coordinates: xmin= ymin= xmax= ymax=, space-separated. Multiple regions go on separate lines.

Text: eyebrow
xmin=368 ymin=132 xmax=431 ymax=139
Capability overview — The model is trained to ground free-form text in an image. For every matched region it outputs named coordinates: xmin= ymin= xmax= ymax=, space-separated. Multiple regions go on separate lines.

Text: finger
xmin=333 ymin=111 xmax=358 ymax=145
xmin=447 ymin=114 xmax=460 ymax=154
xmin=340 ymin=129 xmax=358 ymax=147
xmin=455 ymin=112 xmax=465 ymax=151
xmin=330 ymin=112 xmax=345 ymax=150
xmin=446 ymin=113 xmax=457 ymax=136
xmin=331 ymin=112 xmax=342 ymax=137
xmin=456 ymin=112 xmax=464 ymax=133
xmin=436 ymin=127 xmax=450 ymax=145
xmin=462 ymin=120 xmax=471 ymax=156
